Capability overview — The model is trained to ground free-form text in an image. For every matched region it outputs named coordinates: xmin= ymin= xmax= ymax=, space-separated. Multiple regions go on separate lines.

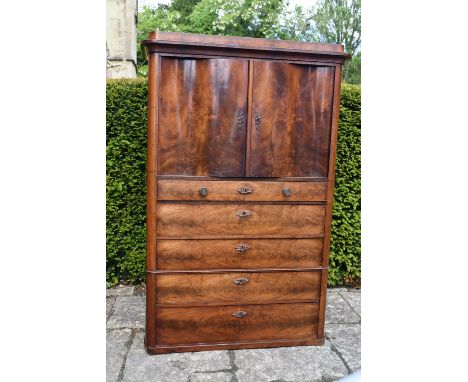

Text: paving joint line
xmin=327 ymin=322 xmax=360 ymax=325
xmin=338 ymin=291 xmax=361 ymax=320
xmin=116 ymin=328 xmax=137 ymax=382
xmin=191 ymin=368 xmax=235 ymax=374
xmin=325 ymin=321 xmax=361 ymax=327
xmin=325 ymin=334 xmax=352 ymax=374
xmin=106 ymin=296 xmax=116 ymax=323
xmin=227 ymin=350 xmax=239 ymax=382
xmin=107 ymin=326 xmax=145 ymax=331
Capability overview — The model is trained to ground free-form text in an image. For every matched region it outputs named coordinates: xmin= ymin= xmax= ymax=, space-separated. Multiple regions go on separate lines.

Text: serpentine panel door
xmin=158 ymin=57 xmax=249 ymax=177
xmin=249 ymin=61 xmax=335 ymax=178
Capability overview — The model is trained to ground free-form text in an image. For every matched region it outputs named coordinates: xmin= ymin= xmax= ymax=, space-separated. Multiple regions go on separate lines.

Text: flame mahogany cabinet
xmin=142 ymin=32 xmax=349 ymax=354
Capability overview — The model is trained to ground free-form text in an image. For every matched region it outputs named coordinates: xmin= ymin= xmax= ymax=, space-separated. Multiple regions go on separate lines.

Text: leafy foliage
xmin=277 ymin=0 xmax=361 ymax=83
xmin=312 ymin=0 xmax=361 ymax=83
xmin=345 ymin=51 xmax=360 ymax=84
xmin=329 ymin=83 xmax=361 ymax=286
xmin=136 ymin=6 xmax=183 ymax=76
xmin=188 ymin=0 xmax=285 ymax=37
xmin=106 ymin=79 xmax=361 ymax=286
xmin=312 ymin=0 xmax=361 ymax=56
xmin=136 ymin=0 xmax=284 ymax=76
xmin=136 ymin=0 xmax=360 ymax=83
xmin=106 ymin=79 xmax=148 ymax=286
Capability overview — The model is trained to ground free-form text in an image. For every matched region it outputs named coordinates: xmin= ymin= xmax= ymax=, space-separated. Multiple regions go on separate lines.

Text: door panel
xmin=158 ymin=57 xmax=249 ymax=176
xmin=249 ymin=61 xmax=335 ymax=177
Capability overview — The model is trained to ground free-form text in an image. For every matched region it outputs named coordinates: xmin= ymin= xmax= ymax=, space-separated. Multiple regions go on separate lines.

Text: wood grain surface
xmin=249 ymin=61 xmax=335 ymax=177
xmin=156 ymin=203 xmax=326 ymax=238
xmin=156 ymin=238 xmax=324 ymax=269
xmin=145 ymin=53 xmax=159 ymax=348
xmin=155 ymin=302 xmax=319 ymax=345
xmin=146 ymin=31 xmax=345 ymax=53
xmin=144 ymin=32 xmax=348 ymax=354
xmin=157 ymin=179 xmax=327 ymax=201
xmin=155 ymin=271 xmax=321 ymax=305
xmin=158 ymin=57 xmax=248 ymax=176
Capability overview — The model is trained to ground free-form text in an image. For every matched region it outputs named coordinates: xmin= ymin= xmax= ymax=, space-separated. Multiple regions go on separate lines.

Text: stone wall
xmin=107 ymin=0 xmax=137 ymax=78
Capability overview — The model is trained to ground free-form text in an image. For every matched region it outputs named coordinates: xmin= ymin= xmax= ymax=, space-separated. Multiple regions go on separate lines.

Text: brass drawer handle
xmin=233 ymin=311 xmax=248 ymax=318
xmin=282 ymin=187 xmax=292 ymax=197
xmin=233 ymin=277 xmax=249 ymax=285
xmin=237 ymin=186 xmax=253 ymax=195
xmin=235 ymin=244 xmax=250 ymax=253
xmin=199 ymin=187 xmax=208 ymax=196
xmin=237 ymin=210 xmax=251 ymax=218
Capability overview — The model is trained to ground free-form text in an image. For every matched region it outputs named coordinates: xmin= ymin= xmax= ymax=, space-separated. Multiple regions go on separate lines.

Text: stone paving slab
xmin=107 ymin=295 xmax=145 ymax=329
xmin=325 ymin=290 xmax=360 ymax=324
xmin=188 ymin=371 xmax=232 ymax=382
xmin=107 ymin=297 xmax=115 ymax=321
xmin=326 ymin=324 xmax=361 ymax=372
xmin=234 ymin=343 xmax=348 ymax=382
xmin=123 ymin=332 xmax=232 ymax=382
xmin=340 ymin=291 xmax=361 ymax=317
xmin=107 ymin=329 xmax=132 ymax=382
xmin=106 ymin=285 xmax=135 ymax=297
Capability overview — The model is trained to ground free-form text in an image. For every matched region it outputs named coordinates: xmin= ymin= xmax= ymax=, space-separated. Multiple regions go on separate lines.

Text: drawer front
xmin=156 ymin=204 xmax=325 ymax=238
xmin=156 ymin=271 xmax=321 ymax=305
xmin=157 ymin=239 xmax=324 ymax=270
xmin=156 ymin=303 xmax=319 ymax=345
xmin=158 ymin=180 xmax=327 ymax=202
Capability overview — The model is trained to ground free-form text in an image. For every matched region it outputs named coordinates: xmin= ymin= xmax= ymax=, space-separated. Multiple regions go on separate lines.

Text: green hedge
xmin=106 ymin=79 xmax=361 ymax=287
xmin=329 ymin=83 xmax=361 ymax=286
xmin=106 ymin=78 xmax=148 ymax=286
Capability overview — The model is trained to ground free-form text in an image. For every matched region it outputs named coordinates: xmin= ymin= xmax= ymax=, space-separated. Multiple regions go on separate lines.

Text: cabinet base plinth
xmin=145 ymin=337 xmax=325 ymax=354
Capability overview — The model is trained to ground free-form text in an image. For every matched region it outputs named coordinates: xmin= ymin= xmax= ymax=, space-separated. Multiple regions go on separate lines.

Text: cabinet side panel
xmin=318 ymin=65 xmax=342 ymax=338
xmin=322 ymin=65 xmax=341 ymax=268
xmin=146 ymin=53 xmax=159 ymax=349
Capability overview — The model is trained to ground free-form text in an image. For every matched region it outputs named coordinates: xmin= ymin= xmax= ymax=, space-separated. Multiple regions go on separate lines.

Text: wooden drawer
xmin=156 ymin=303 xmax=319 ymax=345
xmin=156 ymin=204 xmax=325 ymax=238
xmin=158 ymin=180 xmax=327 ymax=202
xmin=157 ymin=239 xmax=324 ymax=270
xmin=156 ymin=271 xmax=321 ymax=305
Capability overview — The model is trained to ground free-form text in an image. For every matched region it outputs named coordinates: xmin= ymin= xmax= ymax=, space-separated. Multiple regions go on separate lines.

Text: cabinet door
xmin=249 ymin=61 xmax=335 ymax=178
xmin=158 ymin=57 xmax=249 ymax=177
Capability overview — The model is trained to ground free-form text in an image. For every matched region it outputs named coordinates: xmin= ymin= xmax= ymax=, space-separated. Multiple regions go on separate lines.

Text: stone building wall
xmin=107 ymin=0 xmax=138 ymax=78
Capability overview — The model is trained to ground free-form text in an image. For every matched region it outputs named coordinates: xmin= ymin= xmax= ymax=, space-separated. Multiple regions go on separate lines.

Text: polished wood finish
xmin=147 ymin=338 xmax=325 ymax=354
xmin=156 ymin=203 xmax=325 ymax=238
xmin=156 ymin=238 xmax=324 ymax=270
xmin=156 ymin=271 xmax=321 ymax=305
xmin=155 ymin=303 xmax=319 ymax=345
xmin=158 ymin=180 xmax=327 ymax=201
xmin=158 ymin=57 xmax=248 ymax=176
xmin=318 ymin=64 xmax=343 ymax=338
xmin=145 ymin=53 xmax=158 ymax=347
xmin=142 ymin=32 xmax=350 ymax=64
xmin=147 ymin=31 xmax=344 ymax=53
xmin=142 ymin=32 xmax=348 ymax=354
xmin=249 ymin=61 xmax=335 ymax=177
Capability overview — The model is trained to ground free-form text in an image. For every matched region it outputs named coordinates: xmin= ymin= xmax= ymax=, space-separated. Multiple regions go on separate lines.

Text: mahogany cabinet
xmin=142 ymin=32 xmax=349 ymax=354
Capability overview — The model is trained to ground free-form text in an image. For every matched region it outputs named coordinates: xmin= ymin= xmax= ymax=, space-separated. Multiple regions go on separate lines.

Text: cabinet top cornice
xmin=142 ymin=31 xmax=350 ymax=62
